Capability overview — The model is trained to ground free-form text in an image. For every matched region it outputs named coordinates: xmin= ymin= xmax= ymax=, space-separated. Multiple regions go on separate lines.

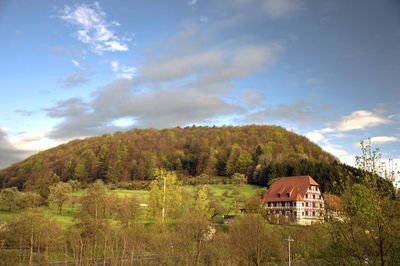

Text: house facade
xmin=262 ymin=176 xmax=325 ymax=225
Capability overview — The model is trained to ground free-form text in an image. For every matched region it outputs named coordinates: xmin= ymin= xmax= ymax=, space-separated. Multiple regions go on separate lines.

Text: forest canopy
xmin=0 ymin=125 xmax=393 ymax=197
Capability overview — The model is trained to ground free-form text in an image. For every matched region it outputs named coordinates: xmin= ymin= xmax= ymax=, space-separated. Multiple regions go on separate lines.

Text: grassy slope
xmin=0 ymin=184 xmax=260 ymax=227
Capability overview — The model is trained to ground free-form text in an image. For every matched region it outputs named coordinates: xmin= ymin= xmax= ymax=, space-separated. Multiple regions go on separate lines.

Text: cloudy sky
xmin=0 ymin=0 xmax=399 ymax=169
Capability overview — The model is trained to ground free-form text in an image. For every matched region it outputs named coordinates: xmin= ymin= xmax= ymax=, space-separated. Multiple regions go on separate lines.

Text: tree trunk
xmin=64 ymin=242 xmax=68 ymax=266
xmin=94 ymin=201 xmax=98 ymax=264
xmin=196 ymin=238 xmax=202 ymax=265
xmin=29 ymin=221 xmax=34 ymax=266
xmin=103 ymin=225 xmax=108 ymax=266
xmin=121 ymin=237 xmax=126 ymax=266
xmin=44 ymin=244 xmax=49 ymax=266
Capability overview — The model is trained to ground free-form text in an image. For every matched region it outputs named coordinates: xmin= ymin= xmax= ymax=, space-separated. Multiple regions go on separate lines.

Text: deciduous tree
xmin=48 ymin=182 xmax=71 ymax=213
xmin=148 ymin=169 xmax=182 ymax=223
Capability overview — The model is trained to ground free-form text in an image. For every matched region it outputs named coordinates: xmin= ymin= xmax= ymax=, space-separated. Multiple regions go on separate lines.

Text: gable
xmin=263 ymin=176 xmax=320 ymax=202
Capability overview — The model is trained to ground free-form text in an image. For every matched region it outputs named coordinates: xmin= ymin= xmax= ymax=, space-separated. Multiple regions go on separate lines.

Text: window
xmin=273 ymin=202 xmax=277 ymax=207
xmin=313 ymin=194 xmax=315 ymax=199
xmin=293 ymin=202 xmax=296 ymax=206
xmin=306 ymin=202 xmax=309 ymax=207
xmin=268 ymin=202 xmax=271 ymax=207
xmin=313 ymin=203 xmax=316 ymax=207
xmin=313 ymin=212 xmax=315 ymax=216
xmin=282 ymin=202 xmax=285 ymax=207
xmin=306 ymin=194 xmax=308 ymax=198
xmin=294 ymin=211 xmax=297 ymax=216
xmin=302 ymin=212 xmax=304 ymax=216
xmin=306 ymin=211 xmax=308 ymax=216
xmin=278 ymin=193 xmax=281 ymax=198
xmin=302 ymin=202 xmax=305 ymax=206
xmin=286 ymin=193 xmax=290 ymax=197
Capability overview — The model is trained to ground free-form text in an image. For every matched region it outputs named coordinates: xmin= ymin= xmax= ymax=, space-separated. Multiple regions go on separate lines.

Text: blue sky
xmin=0 ymin=0 xmax=399 ymax=172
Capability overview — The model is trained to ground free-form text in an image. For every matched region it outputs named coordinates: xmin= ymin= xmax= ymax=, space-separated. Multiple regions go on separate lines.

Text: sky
xmin=0 ymin=0 xmax=399 ymax=172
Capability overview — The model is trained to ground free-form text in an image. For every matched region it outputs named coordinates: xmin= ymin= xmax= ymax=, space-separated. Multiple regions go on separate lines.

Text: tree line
xmin=1 ymin=172 xmax=399 ymax=265
xmin=1 ymin=125 xmax=393 ymax=198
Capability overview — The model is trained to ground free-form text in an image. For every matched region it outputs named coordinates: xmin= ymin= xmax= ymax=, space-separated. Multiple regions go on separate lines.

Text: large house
xmin=259 ymin=176 xmax=325 ymax=225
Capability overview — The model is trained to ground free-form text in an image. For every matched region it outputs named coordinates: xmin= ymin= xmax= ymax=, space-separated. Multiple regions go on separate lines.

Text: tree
xmin=75 ymin=179 xmax=118 ymax=264
xmin=230 ymin=186 xmax=246 ymax=216
xmin=326 ymin=140 xmax=400 ymax=265
xmin=231 ymin=173 xmax=247 ymax=187
xmin=116 ymin=196 xmax=141 ymax=227
xmin=229 ymin=214 xmax=284 ymax=265
xmin=148 ymin=169 xmax=182 ymax=223
xmin=192 ymin=185 xmax=214 ymax=264
xmin=0 ymin=187 xmax=20 ymax=211
xmin=229 ymin=173 xmax=247 ymax=215
xmin=48 ymin=182 xmax=71 ymax=213
xmin=2 ymin=210 xmax=63 ymax=266
xmin=17 ymin=191 xmax=42 ymax=210
xmin=67 ymin=179 xmax=81 ymax=192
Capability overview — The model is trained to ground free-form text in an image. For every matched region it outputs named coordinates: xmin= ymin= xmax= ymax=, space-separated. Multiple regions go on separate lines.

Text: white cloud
xmin=110 ymin=62 xmax=136 ymax=79
xmin=188 ymin=0 xmax=197 ymax=6
xmin=305 ymin=110 xmax=389 ymax=144
xmin=304 ymin=130 xmax=325 ymax=143
xmin=304 ymin=109 xmax=395 ymax=165
xmin=353 ymin=136 xmax=399 ymax=149
xmin=322 ymin=144 xmax=348 ymax=157
xmin=111 ymin=117 xmax=136 ymax=127
xmin=59 ymin=2 xmax=130 ymax=54
xmin=71 ymin=60 xmax=80 ymax=67
xmin=370 ymin=136 xmax=398 ymax=145
xmin=339 ymin=154 xmax=356 ymax=167
xmin=336 ymin=110 xmax=389 ymax=132
xmin=117 ymin=66 xmax=136 ymax=80
xmin=9 ymin=130 xmax=63 ymax=152
xmin=111 ymin=61 xmax=119 ymax=72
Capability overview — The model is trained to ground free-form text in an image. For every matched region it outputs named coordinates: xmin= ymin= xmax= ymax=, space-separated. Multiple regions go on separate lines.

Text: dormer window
xmin=277 ymin=193 xmax=281 ymax=198
xmin=286 ymin=193 xmax=290 ymax=197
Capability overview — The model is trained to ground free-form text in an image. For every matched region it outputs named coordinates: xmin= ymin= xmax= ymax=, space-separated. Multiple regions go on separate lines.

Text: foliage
xmin=48 ymin=182 xmax=72 ymax=213
xmin=1 ymin=125 xmax=358 ymax=196
xmin=0 ymin=187 xmax=20 ymax=211
xmin=229 ymin=214 xmax=284 ymax=265
xmin=325 ymin=140 xmax=400 ymax=265
xmin=148 ymin=169 xmax=182 ymax=223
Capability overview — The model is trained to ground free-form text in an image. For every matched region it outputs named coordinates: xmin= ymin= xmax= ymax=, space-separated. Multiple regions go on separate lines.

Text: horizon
xmin=1 ymin=0 xmax=399 ymax=170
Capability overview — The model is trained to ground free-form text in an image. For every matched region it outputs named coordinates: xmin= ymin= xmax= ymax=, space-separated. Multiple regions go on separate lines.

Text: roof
xmin=240 ymin=195 xmax=262 ymax=210
xmin=323 ymin=194 xmax=343 ymax=211
xmin=262 ymin=176 xmax=320 ymax=202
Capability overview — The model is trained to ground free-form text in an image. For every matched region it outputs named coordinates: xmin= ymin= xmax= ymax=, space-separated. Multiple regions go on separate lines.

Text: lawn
xmin=0 ymin=184 xmax=261 ymax=227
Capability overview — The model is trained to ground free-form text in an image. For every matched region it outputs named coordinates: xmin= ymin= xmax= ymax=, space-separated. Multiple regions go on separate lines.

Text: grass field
xmin=0 ymin=184 xmax=261 ymax=227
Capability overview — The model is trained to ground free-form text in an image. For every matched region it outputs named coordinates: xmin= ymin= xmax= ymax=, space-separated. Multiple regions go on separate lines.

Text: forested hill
xmin=0 ymin=125 xmax=390 ymax=195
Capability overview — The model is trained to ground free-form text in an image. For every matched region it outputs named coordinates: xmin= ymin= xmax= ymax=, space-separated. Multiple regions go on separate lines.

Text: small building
xmin=262 ymin=176 xmax=325 ymax=225
xmin=323 ymin=193 xmax=343 ymax=220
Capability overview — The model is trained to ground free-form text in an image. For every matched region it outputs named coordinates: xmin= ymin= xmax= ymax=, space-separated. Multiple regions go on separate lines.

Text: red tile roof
xmin=323 ymin=193 xmax=343 ymax=211
xmin=262 ymin=176 xmax=320 ymax=202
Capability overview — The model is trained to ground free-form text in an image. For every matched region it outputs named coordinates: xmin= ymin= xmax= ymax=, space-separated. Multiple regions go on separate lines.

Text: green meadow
xmin=0 ymin=184 xmax=260 ymax=228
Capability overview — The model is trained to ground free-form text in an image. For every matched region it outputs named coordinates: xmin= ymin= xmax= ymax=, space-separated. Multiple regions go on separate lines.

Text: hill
xmin=0 ymin=125 xmax=392 ymax=196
